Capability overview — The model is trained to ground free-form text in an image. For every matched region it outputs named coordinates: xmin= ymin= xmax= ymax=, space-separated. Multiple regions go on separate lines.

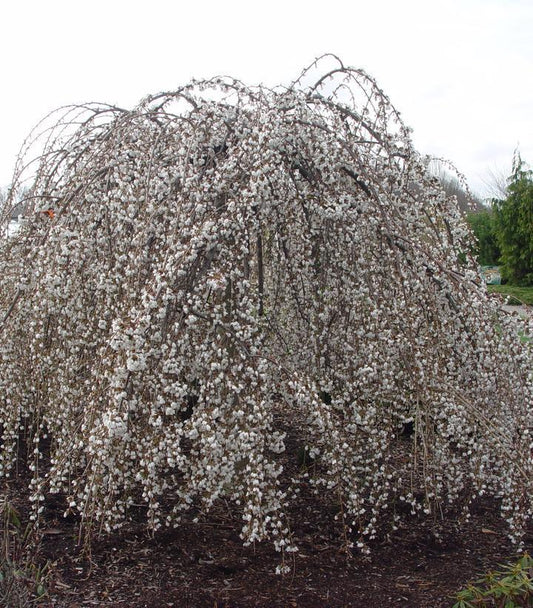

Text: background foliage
xmin=493 ymin=154 xmax=533 ymax=286
xmin=467 ymin=210 xmax=501 ymax=267
xmin=467 ymin=153 xmax=533 ymax=286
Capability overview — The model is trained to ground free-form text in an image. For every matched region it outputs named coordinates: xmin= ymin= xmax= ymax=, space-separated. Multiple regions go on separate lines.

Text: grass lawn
xmin=487 ymin=284 xmax=533 ymax=306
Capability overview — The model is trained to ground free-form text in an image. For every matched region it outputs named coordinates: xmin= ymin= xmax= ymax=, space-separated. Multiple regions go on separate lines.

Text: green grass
xmin=487 ymin=284 xmax=533 ymax=306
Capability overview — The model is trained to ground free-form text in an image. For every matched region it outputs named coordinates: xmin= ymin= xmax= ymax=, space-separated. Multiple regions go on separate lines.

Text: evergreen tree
xmin=467 ymin=209 xmax=500 ymax=266
xmin=493 ymin=153 xmax=533 ymax=285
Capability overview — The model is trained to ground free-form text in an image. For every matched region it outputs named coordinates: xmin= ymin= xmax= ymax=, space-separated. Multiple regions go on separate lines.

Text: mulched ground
xmin=3 ymin=401 xmax=533 ymax=608
xmin=4 ymin=464 xmax=532 ymax=608
xmin=37 ymin=496 xmax=531 ymax=608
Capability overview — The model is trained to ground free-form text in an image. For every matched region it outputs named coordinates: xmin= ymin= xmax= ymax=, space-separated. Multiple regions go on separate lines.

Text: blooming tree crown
xmin=0 ymin=55 xmax=531 ymax=554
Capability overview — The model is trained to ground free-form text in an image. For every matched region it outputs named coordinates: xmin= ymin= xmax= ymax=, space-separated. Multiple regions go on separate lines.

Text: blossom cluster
xmin=0 ymin=55 xmax=531 ymax=554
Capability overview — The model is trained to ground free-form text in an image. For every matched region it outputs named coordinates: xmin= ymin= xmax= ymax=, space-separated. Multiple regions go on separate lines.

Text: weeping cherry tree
xmin=0 ymin=56 xmax=531 ymax=562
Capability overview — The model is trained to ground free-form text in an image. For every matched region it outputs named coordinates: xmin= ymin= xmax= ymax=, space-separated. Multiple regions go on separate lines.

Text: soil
xmin=3 ymin=410 xmax=533 ymax=608
xmin=4 ymin=465 xmax=532 ymax=608
xmin=45 ymin=500 xmax=533 ymax=607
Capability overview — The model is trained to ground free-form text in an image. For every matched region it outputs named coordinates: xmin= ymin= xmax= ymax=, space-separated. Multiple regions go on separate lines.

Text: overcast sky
xmin=1 ymin=0 xmax=532 ymax=199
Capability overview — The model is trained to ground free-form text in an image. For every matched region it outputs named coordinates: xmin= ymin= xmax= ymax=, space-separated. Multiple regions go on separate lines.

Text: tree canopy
xmin=0 ymin=56 xmax=531 ymax=558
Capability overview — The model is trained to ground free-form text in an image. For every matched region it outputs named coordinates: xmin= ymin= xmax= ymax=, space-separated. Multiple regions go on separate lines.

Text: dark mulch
xmin=2 ymin=476 xmax=530 ymax=608
xmin=3 ymin=422 xmax=532 ymax=608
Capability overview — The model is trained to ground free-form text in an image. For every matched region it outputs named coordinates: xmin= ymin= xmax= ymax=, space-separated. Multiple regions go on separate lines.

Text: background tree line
xmin=465 ymin=153 xmax=533 ymax=286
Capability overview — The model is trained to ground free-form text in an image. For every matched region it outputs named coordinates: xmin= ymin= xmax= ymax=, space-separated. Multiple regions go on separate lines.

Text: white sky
xmin=1 ymin=0 xmax=532 ymax=199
